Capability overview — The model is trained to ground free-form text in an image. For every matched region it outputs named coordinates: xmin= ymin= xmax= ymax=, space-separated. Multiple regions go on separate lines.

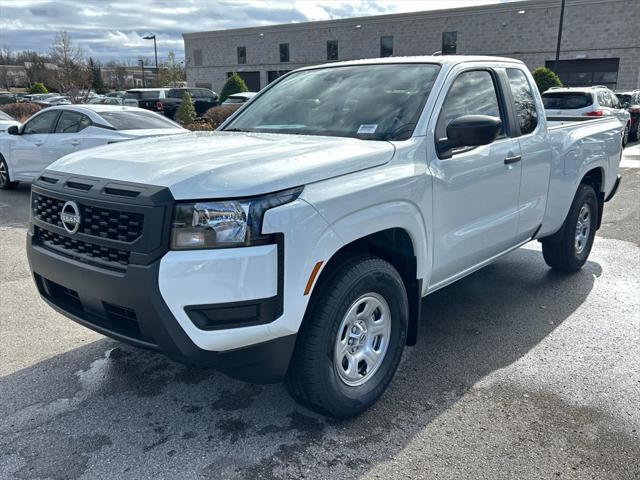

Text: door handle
xmin=504 ymin=155 xmax=521 ymax=165
xmin=71 ymin=140 xmax=80 ymax=146
xmin=34 ymin=141 xmax=43 ymax=147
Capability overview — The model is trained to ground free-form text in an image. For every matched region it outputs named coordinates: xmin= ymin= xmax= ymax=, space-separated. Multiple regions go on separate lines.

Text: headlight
xmin=170 ymin=187 xmax=302 ymax=249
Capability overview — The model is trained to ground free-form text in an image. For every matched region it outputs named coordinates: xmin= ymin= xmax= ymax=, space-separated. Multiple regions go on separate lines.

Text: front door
xmin=429 ymin=68 xmax=522 ymax=287
xmin=10 ymin=109 xmax=60 ymax=180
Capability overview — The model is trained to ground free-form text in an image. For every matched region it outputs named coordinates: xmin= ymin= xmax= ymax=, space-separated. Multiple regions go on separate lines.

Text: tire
xmin=285 ymin=255 xmax=408 ymax=418
xmin=541 ymin=183 xmax=598 ymax=272
xmin=622 ymin=122 xmax=630 ymax=147
xmin=630 ymin=121 xmax=639 ymax=143
xmin=0 ymin=156 xmax=18 ymax=190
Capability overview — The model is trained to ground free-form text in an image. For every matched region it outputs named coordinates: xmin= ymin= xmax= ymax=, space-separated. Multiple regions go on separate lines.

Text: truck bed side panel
xmin=538 ymin=117 xmax=622 ymax=238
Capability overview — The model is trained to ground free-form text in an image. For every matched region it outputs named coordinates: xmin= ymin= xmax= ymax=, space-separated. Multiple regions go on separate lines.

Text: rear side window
xmin=436 ymin=70 xmax=502 ymax=139
xmin=168 ymin=89 xmax=185 ymax=99
xmin=542 ymin=92 xmax=593 ymax=109
xmin=55 ymin=111 xmax=91 ymax=133
xmin=506 ymin=68 xmax=538 ymax=135
xmin=97 ymin=111 xmax=180 ymax=130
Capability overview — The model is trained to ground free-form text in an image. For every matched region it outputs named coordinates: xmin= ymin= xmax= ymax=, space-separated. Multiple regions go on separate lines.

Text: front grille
xmin=32 ymin=194 xmax=144 ymax=242
xmin=36 ymin=227 xmax=130 ymax=267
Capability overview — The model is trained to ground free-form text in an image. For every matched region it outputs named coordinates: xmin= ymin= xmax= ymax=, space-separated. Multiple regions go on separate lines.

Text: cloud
xmin=0 ymin=0 xmax=515 ymax=62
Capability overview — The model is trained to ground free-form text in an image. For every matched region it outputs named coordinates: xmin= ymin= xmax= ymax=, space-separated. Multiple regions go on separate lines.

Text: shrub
xmin=175 ymin=91 xmax=196 ymax=125
xmin=29 ymin=82 xmax=48 ymax=94
xmin=185 ymin=122 xmax=215 ymax=131
xmin=219 ymin=73 xmax=248 ymax=103
xmin=531 ymin=67 xmax=562 ymax=93
xmin=0 ymin=102 xmax=43 ymax=122
xmin=203 ymin=104 xmax=241 ymax=128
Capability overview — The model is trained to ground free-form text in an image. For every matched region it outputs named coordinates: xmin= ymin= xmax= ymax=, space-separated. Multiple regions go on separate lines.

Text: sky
xmin=0 ymin=0 xmax=521 ymax=63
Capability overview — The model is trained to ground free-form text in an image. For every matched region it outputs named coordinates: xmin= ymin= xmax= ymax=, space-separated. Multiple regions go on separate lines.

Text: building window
xmin=268 ymin=70 xmax=291 ymax=84
xmin=193 ymin=49 xmax=203 ymax=66
xmin=237 ymin=46 xmax=246 ymax=64
xmin=279 ymin=43 xmax=289 ymax=63
xmin=327 ymin=40 xmax=338 ymax=61
xmin=442 ymin=32 xmax=457 ymax=55
xmin=380 ymin=36 xmax=393 ymax=57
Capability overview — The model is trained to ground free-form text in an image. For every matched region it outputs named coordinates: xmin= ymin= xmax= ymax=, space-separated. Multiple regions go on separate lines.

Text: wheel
xmin=285 ymin=255 xmax=408 ymax=418
xmin=0 ymin=156 xmax=18 ymax=190
xmin=630 ymin=121 xmax=639 ymax=143
xmin=622 ymin=122 xmax=630 ymax=147
xmin=541 ymin=183 xmax=598 ymax=272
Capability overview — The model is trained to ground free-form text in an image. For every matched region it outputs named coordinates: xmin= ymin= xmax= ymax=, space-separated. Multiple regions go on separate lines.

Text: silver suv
xmin=542 ymin=86 xmax=631 ymax=146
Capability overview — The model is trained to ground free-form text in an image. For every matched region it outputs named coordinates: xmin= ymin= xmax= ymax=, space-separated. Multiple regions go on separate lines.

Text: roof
xmin=295 ymin=55 xmax=525 ymax=71
xmin=48 ymin=104 xmax=148 ymax=113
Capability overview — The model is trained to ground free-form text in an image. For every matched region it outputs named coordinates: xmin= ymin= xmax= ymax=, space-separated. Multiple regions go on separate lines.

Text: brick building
xmin=183 ymin=0 xmax=639 ymax=93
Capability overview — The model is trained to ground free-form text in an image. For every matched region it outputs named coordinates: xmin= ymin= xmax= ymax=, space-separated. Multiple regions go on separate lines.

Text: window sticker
xmin=357 ymin=124 xmax=378 ymax=134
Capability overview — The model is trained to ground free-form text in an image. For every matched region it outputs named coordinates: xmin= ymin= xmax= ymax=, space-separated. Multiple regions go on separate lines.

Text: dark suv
xmin=135 ymin=87 xmax=219 ymax=120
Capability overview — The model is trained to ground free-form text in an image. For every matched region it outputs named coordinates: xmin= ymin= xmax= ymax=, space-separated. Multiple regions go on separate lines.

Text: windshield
xmin=0 ymin=110 xmax=14 ymax=121
xmin=97 ymin=111 xmax=181 ymax=130
xmin=542 ymin=92 xmax=593 ymax=109
xmin=616 ymin=94 xmax=632 ymax=104
xmin=223 ymin=63 xmax=441 ymax=140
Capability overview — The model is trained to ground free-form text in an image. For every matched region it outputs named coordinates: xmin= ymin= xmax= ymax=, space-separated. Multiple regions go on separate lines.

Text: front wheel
xmin=285 ymin=255 xmax=408 ymax=418
xmin=541 ymin=183 xmax=598 ymax=272
xmin=0 ymin=156 xmax=18 ymax=190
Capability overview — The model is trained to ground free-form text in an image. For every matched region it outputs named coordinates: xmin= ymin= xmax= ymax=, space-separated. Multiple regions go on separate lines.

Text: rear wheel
xmin=622 ymin=122 xmax=630 ymax=147
xmin=0 ymin=157 xmax=18 ymax=190
xmin=541 ymin=183 xmax=598 ymax=272
xmin=285 ymin=255 xmax=408 ymax=418
xmin=630 ymin=121 xmax=639 ymax=143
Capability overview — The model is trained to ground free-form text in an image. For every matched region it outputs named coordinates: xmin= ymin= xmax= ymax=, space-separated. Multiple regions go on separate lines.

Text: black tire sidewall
xmin=305 ymin=258 xmax=408 ymax=417
xmin=564 ymin=184 xmax=598 ymax=267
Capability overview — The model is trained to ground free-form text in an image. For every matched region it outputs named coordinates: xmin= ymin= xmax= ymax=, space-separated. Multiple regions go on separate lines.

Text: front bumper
xmin=27 ymin=238 xmax=295 ymax=383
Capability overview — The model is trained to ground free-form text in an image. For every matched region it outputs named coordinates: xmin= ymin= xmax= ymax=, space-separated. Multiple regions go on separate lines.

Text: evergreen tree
xmin=531 ymin=67 xmax=562 ymax=93
xmin=175 ymin=91 xmax=196 ymax=125
xmin=219 ymin=73 xmax=248 ymax=103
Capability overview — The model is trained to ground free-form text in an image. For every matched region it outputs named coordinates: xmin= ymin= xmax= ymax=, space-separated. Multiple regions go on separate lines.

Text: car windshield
xmin=97 ymin=111 xmax=181 ymax=130
xmin=223 ymin=63 xmax=441 ymax=140
xmin=542 ymin=92 xmax=593 ymax=109
xmin=0 ymin=110 xmax=14 ymax=121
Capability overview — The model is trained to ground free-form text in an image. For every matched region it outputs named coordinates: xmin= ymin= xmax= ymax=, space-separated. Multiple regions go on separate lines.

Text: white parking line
xmin=621 ymin=144 xmax=639 ymax=169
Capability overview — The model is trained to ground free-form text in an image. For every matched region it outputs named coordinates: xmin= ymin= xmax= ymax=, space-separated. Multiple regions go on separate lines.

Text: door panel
xmin=428 ymin=68 xmax=522 ymax=286
xmin=10 ymin=109 xmax=59 ymax=179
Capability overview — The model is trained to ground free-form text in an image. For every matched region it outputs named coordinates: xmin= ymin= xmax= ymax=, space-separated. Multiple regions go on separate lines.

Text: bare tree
xmin=49 ymin=31 xmax=90 ymax=102
xmin=158 ymin=51 xmax=185 ymax=87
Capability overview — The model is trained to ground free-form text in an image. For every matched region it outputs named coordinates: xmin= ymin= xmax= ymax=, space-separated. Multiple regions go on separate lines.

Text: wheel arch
xmin=581 ymin=166 xmax=605 ymax=230
xmin=310 ymin=227 xmax=423 ymax=346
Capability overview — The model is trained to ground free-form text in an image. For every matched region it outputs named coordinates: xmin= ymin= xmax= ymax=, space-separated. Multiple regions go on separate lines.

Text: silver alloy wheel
xmin=0 ymin=161 xmax=7 ymax=186
xmin=334 ymin=293 xmax=391 ymax=387
xmin=574 ymin=204 xmax=591 ymax=255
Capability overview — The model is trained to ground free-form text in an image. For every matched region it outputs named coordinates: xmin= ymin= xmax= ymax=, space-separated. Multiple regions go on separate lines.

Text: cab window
xmin=506 ymin=68 xmax=538 ymax=135
xmin=436 ymin=70 xmax=503 ymax=141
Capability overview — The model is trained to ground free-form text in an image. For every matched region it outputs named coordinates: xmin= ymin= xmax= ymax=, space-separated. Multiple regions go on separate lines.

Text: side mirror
xmin=7 ymin=125 xmax=19 ymax=135
xmin=622 ymin=102 xmax=630 ymax=109
xmin=437 ymin=115 xmax=502 ymax=159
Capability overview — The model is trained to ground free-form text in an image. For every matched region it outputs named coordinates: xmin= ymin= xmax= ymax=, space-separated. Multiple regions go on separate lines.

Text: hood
xmin=118 ymin=128 xmax=187 ymax=137
xmin=48 ymin=131 xmax=395 ymax=199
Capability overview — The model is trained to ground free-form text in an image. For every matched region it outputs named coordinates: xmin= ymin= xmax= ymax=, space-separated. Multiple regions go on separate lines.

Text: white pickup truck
xmin=27 ymin=56 xmax=623 ymax=418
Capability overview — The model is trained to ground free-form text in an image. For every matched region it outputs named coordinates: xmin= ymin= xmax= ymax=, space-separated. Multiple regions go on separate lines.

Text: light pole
xmin=143 ymin=34 xmax=158 ymax=86
xmin=138 ymin=59 xmax=145 ymax=87
xmin=554 ymin=0 xmax=566 ymax=73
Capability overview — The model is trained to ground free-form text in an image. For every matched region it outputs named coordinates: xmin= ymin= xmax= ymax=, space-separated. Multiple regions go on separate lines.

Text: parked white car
xmin=0 ymin=110 xmax=20 ymax=133
xmin=27 ymin=56 xmax=622 ymax=418
xmin=542 ymin=86 xmax=631 ymax=146
xmin=0 ymin=105 xmax=186 ymax=189
xmin=221 ymin=92 xmax=258 ymax=105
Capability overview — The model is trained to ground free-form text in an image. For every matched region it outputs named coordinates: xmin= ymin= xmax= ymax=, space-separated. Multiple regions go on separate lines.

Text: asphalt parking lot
xmin=1 ymin=143 xmax=639 ymax=480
